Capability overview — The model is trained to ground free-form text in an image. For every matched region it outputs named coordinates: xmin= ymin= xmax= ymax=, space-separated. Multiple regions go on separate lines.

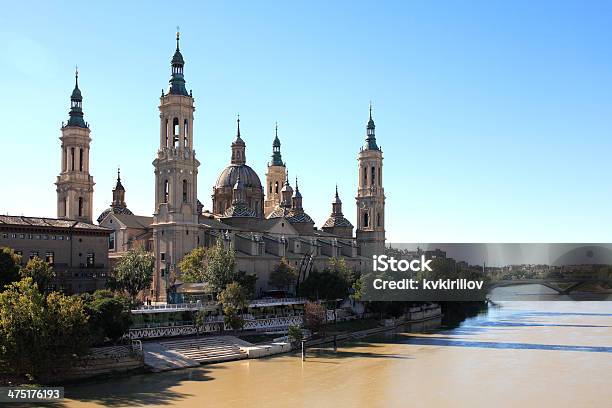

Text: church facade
xmin=90 ymin=33 xmax=386 ymax=301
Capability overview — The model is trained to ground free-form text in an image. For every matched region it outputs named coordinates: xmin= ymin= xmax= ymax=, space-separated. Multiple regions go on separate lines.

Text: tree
xmin=0 ymin=278 xmax=89 ymax=379
xmin=178 ymin=246 xmax=208 ymax=283
xmin=179 ymin=240 xmax=239 ymax=298
xmin=0 ymin=247 xmax=21 ymax=290
xmin=298 ymin=258 xmax=355 ymax=301
xmin=218 ymin=282 xmax=248 ymax=331
xmin=268 ymin=258 xmax=298 ymax=293
xmin=303 ymin=301 xmax=326 ymax=335
xmin=82 ymin=290 xmax=133 ymax=344
xmin=20 ymin=257 xmax=55 ymax=293
xmin=287 ymin=324 xmax=303 ymax=345
xmin=112 ymin=247 xmax=154 ymax=300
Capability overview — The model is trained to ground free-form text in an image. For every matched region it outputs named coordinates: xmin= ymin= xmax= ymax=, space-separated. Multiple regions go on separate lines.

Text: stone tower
xmin=356 ymin=104 xmax=385 ymax=258
xmin=264 ymin=123 xmax=286 ymax=217
xmin=56 ymin=69 xmax=95 ymax=224
xmin=151 ymin=31 xmax=200 ymax=301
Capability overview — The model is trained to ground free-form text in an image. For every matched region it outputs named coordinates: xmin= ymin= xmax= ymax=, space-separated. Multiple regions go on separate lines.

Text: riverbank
xmin=60 ymin=301 xmax=612 ymax=407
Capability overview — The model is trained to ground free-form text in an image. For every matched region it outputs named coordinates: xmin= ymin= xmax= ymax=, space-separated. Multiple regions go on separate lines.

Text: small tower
xmin=112 ymin=168 xmax=126 ymax=209
xmin=356 ymin=103 xmax=385 ymax=257
xmin=56 ymin=68 xmax=95 ymax=224
xmin=231 ymin=115 xmax=246 ymax=165
xmin=291 ymin=177 xmax=303 ymax=211
xmin=151 ymin=30 xmax=200 ymax=301
xmin=280 ymin=170 xmax=293 ymax=208
xmin=97 ymin=168 xmax=134 ymax=223
xmin=264 ymin=123 xmax=287 ymax=217
xmin=322 ymin=185 xmax=354 ymax=238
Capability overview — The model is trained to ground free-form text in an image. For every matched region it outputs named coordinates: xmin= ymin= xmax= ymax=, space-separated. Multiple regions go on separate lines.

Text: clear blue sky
xmin=1 ymin=1 xmax=612 ymax=243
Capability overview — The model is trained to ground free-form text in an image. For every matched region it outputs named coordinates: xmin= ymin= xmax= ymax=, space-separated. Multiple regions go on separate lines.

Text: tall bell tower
xmin=151 ymin=31 xmax=200 ymax=301
xmin=56 ymin=69 xmax=95 ymax=224
xmin=356 ymin=104 xmax=385 ymax=258
xmin=264 ymin=123 xmax=286 ymax=217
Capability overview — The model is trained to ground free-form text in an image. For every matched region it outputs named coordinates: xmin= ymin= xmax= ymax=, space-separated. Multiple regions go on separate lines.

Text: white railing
xmin=133 ymin=298 xmax=307 ymax=313
xmin=248 ymin=297 xmax=307 ymax=307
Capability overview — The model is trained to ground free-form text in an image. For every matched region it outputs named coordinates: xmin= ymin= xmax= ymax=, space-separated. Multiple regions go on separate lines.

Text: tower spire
xmin=168 ymin=29 xmax=188 ymax=96
xmin=66 ymin=67 xmax=86 ymax=128
xmin=364 ymin=102 xmax=379 ymax=150
xmin=236 ymin=114 xmax=241 ymax=138
xmin=270 ymin=122 xmax=283 ymax=166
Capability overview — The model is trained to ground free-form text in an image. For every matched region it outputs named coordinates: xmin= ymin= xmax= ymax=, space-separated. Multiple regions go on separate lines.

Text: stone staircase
xmin=158 ymin=336 xmax=250 ymax=364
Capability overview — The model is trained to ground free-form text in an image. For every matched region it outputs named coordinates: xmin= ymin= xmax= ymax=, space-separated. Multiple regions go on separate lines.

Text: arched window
xmin=78 ymin=197 xmax=83 ymax=217
xmin=165 ymin=119 xmax=169 ymax=147
xmin=71 ymin=147 xmax=75 ymax=171
xmin=173 ymin=118 xmax=180 ymax=148
xmin=377 ymin=212 xmax=381 ymax=227
xmin=183 ymin=120 xmax=189 ymax=148
xmin=63 ymin=148 xmax=67 ymax=171
xmin=163 ymin=180 xmax=170 ymax=203
xmin=378 ymin=167 xmax=381 ymax=185
xmin=269 ymin=183 xmax=272 ymax=194
xmin=79 ymin=148 xmax=84 ymax=172
xmin=274 ymin=181 xmax=279 ymax=194
xmin=371 ymin=166 xmax=376 ymax=185
xmin=182 ymin=179 xmax=188 ymax=202
xmin=363 ymin=167 xmax=367 ymax=185
xmin=363 ymin=212 xmax=369 ymax=228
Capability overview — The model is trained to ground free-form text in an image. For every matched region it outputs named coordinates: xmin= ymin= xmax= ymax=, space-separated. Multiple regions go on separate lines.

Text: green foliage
xmin=20 ymin=257 xmax=55 ymax=293
xmin=178 ymin=246 xmax=208 ymax=283
xmin=219 ymin=282 xmax=248 ymax=331
xmin=298 ymin=258 xmax=356 ymax=301
xmin=234 ymin=271 xmax=257 ymax=299
xmin=0 ymin=247 xmax=21 ymax=290
xmin=219 ymin=282 xmax=248 ymax=311
xmin=112 ymin=247 xmax=154 ymax=299
xmin=268 ymin=258 xmax=298 ymax=292
xmin=179 ymin=240 xmax=257 ymax=300
xmin=303 ymin=301 xmax=326 ymax=334
xmin=82 ymin=290 xmax=133 ymax=344
xmin=0 ymin=278 xmax=89 ymax=379
xmin=287 ymin=324 xmax=303 ymax=343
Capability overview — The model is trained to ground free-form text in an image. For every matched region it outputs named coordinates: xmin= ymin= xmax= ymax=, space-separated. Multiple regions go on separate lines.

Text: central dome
xmin=215 ymin=164 xmax=262 ymax=190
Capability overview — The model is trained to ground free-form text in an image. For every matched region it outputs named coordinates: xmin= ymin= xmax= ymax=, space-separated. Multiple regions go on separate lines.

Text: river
xmin=62 ymin=299 xmax=612 ymax=407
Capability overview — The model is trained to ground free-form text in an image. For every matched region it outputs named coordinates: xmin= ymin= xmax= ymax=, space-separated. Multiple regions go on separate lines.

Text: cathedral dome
xmin=215 ymin=164 xmax=263 ymax=190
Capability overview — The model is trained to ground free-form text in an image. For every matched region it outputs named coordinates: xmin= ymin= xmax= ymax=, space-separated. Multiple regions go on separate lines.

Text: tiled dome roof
xmin=322 ymin=215 xmax=353 ymax=228
xmin=215 ymin=164 xmax=262 ymax=190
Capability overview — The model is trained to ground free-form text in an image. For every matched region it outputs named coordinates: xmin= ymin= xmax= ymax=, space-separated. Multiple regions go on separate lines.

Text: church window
xmin=182 ymin=179 xmax=188 ymax=202
xmin=109 ymin=232 xmax=115 ymax=250
xmin=363 ymin=167 xmax=367 ymax=185
xmin=377 ymin=212 xmax=381 ymax=227
xmin=275 ymin=181 xmax=279 ymax=194
xmin=71 ymin=147 xmax=75 ymax=171
xmin=79 ymin=148 xmax=84 ymax=171
xmin=363 ymin=212 xmax=369 ymax=228
xmin=163 ymin=180 xmax=170 ymax=203
xmin=378 ymin=167 xmax=381 ymax=185
xmin=269 ymin=183 xmax=272 ymax=194
xmin=165 ymin=119 xmax=169 ymax=147
xmin=86 ymin=253 xmax=95 ymax=267
xmin=45 ymin=251 xmax=54 ymax=265
xmin=78 ymin=197 xmax=83 ymax=217
xmin=371 ymin=166 xmax=376 ymax=185
xmin=184 ymin=120 xmax=189 ymax=148
xmin=64 ymin=148 xmax=67 ymax=171
xmin=173 ymin=118 xmax=180 ymax=148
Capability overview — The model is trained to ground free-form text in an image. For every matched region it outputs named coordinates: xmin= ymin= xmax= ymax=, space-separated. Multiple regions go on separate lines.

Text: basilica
xmin=58 ymin=33 xmax=386 ymax=301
